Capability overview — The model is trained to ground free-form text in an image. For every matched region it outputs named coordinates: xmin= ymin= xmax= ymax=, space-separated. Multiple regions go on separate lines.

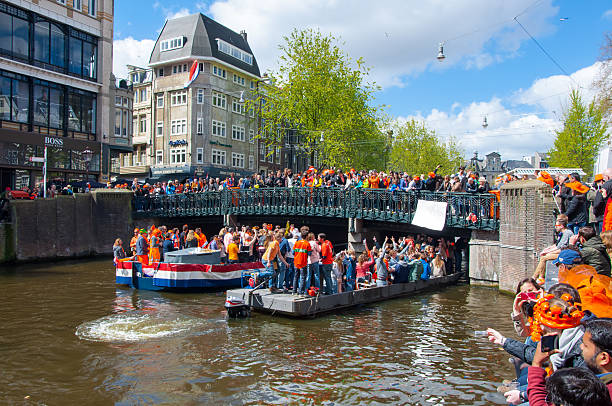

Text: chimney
xmin=240 ymin=30 xmax=247 ymax=42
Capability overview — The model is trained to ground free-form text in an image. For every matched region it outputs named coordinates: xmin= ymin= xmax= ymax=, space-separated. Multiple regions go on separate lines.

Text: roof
xmin=486 ymin=152 xmax=501 ymax=157
xmin=506 ymin=168 xmax=587 ymax=176
xmin=149 ymin=13 xmax=261 ymax=77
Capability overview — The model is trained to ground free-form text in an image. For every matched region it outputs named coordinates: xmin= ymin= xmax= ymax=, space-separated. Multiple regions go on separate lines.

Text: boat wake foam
xmin=75 ymin=312 xmax=207 ymax=342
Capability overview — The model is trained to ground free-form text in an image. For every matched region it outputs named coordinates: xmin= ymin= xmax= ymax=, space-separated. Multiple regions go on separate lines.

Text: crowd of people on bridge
xmin=113 ymin=221 xmax=465 ymax=296
xmin=482 ymin=168 xmax=612 ymax=405
xmin=127 ymin=165 xmax=500 ymax=198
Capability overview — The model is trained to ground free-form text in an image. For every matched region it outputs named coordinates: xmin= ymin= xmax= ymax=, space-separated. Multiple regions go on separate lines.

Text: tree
xmin=388 ymin=119 xmax=464 ymax=175
xmin=548 ymin=89 xmax=609 ymax=176
xmin=253 ymin=29 xmax=387 ymax=170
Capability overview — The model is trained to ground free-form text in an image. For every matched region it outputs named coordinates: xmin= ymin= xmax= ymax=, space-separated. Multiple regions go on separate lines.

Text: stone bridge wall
xmin=468 ymin=180 xmax=556 ymax=292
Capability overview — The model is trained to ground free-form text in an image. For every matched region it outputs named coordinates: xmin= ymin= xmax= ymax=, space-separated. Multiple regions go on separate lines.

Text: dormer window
xmin=160 ymin=36 xmax=185 ymax=52
xmin=216 ymin=39 xmax=253 ymax=65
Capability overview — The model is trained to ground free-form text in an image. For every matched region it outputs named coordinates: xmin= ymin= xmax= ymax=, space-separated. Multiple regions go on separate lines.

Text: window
xmin=232 ymin=125 xmax=245 ymax=142
xmin=122 ymin=153 xmax=129 ymax=167
xmin=67 ymin=88 xmax=96 ymax=133
xmin=249 ymin=129 xmax=255 ymax=144
xmin=156 ymin=121 xmax=163 ymax=137
xmin=171 ymin=91 xmax=187 ymax=106
xmin=216 ymin=39 xmax=253 ymax=65
xmin=260 ymin=143 xmax=266 ymax=162
xmin=267 ymin=146 xmax=273 ymax=163
xmin=212 ymin=120 xmax=226 ymax=138
xmin=212 ymin=92 xmax=226 ymax=109
xmin=197 ymin=89 xmax=204 ymax=104
xmin=156 ymin=150 xmax=163 ymax=164
xmin=114 ymin=111 xmax=121 ymax=136
xmin=233 ymin=74 xmax=245 ymax=86
xmin=139 ymin=88 xmax=147 ymax=102
xmin=133 ymin=91 xmax=138 ymax=103
xmin=73 ymin=0 xmax=82 ymax=11
xmin=170 ymin=119 xmax=187 ymax=135
xmin=196 ymin=148 xmax=203 ymax=164
xmin=212 ymin=149 xmax=226 ymax=166
xmin=88 ymin=0 xmax=96 ymax=16
xmin=232 ymin=99 xmax=244 ymax=115
xmin=170 ymin=147 xmax=186 ymax=164
xmin=197 ymin=117 xmax=203 ymax=134
xmin=250 ymin=80 xmax=255 ymax=90
xmin=249 ymin=155 xmax=254 ymax=170
xmin=156 ymin=94 xmax=164 ymax=108
xmin=115 ymin=96 xmax=122 ymax=106
xmin=139 ymin=150 xmax=146 ymax=165
xmin=122 ymin=110 xmax=128 ymax=136
xmin=232 ymin=153 xmax=245 ymax=168
xmin=122 ymin=97 xmax=128 ymax=107
xmin=248 ymin=107 xmax=255 ymax=118
xmin=32 ymin=79 xmax=62 ymax=129
xmin=139 ymin=116 xmax=147 ymax=133
xmin=160 ymin=36 xmax=184 ymax=52
xmin=57 ymin=0 xmax=66 ymax=4
xmin=69 ymin=30 xmax=97 ymax=80
xmin=158 ymin=68 xmax=164 ymax=77
xmin=275 ymin=146 xmax=281 ymax=164
xmin=212 ymin=65 xmax=226 ymax=79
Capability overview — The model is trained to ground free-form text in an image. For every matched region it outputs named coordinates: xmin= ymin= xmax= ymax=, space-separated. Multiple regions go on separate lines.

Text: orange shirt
xmin=227 ymin=243 xmax=239 ymax=261
xmin=321 ymin=240 xmax=334 ymax=265
xmin=196 ymin=232 xmax=207 ymax=248
xmin=293 ymin=239 xmax=312 ymax=269
xmin=369 ymin=176 xmax=380 ymax=188
xmin=262 ymin=240 xmax=279 ymax=261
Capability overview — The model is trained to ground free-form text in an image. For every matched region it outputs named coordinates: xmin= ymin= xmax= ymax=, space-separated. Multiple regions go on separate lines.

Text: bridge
xmin=133 ymin=188 xmax=500 ymax=231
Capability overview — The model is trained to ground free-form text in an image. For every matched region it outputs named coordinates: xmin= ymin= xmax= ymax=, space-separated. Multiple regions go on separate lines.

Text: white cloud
xmin=603 ymin=9 xmax=612 ymax=20
xmin=207 ymin=0 xmax=558 ymax=87
xmin=398 ymin=62 xmax=602 ymax=160
xmin=165 ymin=8 xmax=191 ymax=21
xmin=113 ymin=37 xmax=156 ymax=79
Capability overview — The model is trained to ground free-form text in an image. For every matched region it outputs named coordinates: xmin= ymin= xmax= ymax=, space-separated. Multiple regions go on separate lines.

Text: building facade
xmin=0 ymin=0 xmax=120 ymax=190
xmin=134 ymin=13 xmax=262 ymax=181
xmin=117 ymin=65 xmax=150 ymax=180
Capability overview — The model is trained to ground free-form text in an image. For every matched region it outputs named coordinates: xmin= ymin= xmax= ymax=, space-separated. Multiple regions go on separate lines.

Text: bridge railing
xmin=133 ymin=188 xmax=499 ymax=230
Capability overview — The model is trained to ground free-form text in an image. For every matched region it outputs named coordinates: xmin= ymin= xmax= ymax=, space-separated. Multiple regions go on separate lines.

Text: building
xmin=133 ymin=13 xmax=264 ymax=181
xmin=117 ymin=65 xmax=151 ymax=181
xmin=523 ymin=151 xmax=549 ymax=169
xmin=594 ymin=144 xmax=612 ymax=176
xmin=109 ymin=74 xmax=134 ymax=180
xmin=0 ymin=0 xmax=121 ymax=190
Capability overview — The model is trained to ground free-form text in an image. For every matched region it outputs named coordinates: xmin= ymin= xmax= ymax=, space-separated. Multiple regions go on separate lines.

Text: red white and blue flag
xmin=183 ymin=60 xmax=199 ymax=88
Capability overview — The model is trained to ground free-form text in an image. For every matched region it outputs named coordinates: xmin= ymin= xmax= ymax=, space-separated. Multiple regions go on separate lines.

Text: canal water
xmin=1 ymin=259 xmax=518 ymax=405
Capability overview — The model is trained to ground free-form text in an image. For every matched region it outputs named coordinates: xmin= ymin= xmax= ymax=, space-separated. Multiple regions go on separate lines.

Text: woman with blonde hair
xmin=113 ymin=238 xmax=126 ymax=264
xmin=431 ymin=252 xmax=446 ymax=278
xmin=185 ymin=230 xmax=198 ymax=248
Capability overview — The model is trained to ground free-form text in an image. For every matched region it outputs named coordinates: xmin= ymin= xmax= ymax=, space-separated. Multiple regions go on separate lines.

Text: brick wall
xmin=498 ymin=180 xmax=555 ymax=293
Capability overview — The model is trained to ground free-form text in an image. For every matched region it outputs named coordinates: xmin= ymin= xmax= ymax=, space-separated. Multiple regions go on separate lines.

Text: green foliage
xmin=548 ymin=89 xmax=609 ymax=176
xmin=388 ymin=119 xmax=464 ymax=175
xmin=252 ymin=28 xmax=387 ymax=170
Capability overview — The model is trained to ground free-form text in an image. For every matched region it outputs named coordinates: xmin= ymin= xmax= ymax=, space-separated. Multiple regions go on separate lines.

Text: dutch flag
xmin=184 ymin=60 xmax=200 ymax=88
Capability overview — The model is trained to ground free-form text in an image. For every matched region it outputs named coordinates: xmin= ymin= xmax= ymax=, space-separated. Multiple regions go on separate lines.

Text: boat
xmin=115 ymin=247 xmax=265 ymax=291
xmin=225 ymin=272 xmax=462 ymax=318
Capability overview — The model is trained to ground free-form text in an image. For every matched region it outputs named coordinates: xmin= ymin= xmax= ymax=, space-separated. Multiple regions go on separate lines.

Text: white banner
xmin=411 ymin=200 xmax=448 ymax=231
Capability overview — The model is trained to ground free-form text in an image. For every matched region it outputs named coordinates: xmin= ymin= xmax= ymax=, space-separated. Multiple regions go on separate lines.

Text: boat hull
xmin=116 ymin=261 xmax=265 ymax=291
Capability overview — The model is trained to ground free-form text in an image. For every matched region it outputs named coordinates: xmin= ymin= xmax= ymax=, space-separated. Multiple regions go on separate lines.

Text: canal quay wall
xmin=469 ymin=180 xmax=556 ymax=293
xmin=4 ymin=190 xmax=134 ymax=263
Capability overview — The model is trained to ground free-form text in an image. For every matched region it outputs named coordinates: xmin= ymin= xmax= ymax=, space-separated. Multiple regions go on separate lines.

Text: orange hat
xmin=594 ymin=174 xmax=604 ymax=182
xmin=530 ymin=294 xmax=584 ymax=341
xmin=558 ymin=264 xmax=612 ymax=318
xmin=566 ymin=181 xmax=589 ymax=194
xmin=537 ymin=171 xmax=554 ymax=188
xmin=414 ymin=176 xmax=420 ymax=181
xmin=428 ymin=172 xmax=435 ymax=178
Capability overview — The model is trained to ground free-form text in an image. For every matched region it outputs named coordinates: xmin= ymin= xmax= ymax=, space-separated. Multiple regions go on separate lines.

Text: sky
xmin=112 ymin=0 xmax=611 ymax=161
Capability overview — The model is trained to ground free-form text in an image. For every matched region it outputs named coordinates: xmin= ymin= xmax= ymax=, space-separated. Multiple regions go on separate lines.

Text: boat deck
xmin=226 ymin=273 xmax=461 ymax=318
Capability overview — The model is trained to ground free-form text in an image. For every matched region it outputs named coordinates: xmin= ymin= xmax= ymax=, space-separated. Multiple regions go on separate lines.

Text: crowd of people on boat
xmin=481 ymin=168 xmax=612 ymax=405
xmin=113 ymin=221 xmax=464 ymax=295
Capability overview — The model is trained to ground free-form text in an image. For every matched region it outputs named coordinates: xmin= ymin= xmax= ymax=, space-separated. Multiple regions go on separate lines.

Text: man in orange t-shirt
xmin=263 ymin=231 xmax=288 ymax=292
xmin=227 ymin=236 xmax=240 ymax=263
xmin=292 ymin=228 xmax=312 ymax=295
xmin=195 ymin=228 xmax=208 ymax=248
